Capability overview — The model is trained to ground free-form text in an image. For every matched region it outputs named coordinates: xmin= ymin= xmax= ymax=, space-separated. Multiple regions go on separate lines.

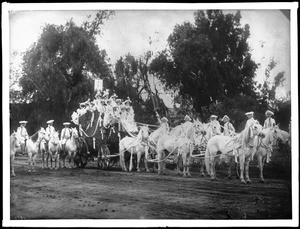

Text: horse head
xmin=50 ymin=131 xmax=60 ymax=145
xmin=139 ymin=125 xmax=149 ymax=142
xmin=11 ymin=131 xmax=22 ymax=148
xmin=71 ymin=127 xmax=79 ymax=139
xmin=39 ymin=127 xmax=50 ymax=142
xmin=252 ymin=123 xmax=263 ymax=136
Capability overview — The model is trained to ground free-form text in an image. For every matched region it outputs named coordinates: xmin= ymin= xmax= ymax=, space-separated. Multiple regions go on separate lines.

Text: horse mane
xmin=242 ymin=126 xmax=251 ymax=147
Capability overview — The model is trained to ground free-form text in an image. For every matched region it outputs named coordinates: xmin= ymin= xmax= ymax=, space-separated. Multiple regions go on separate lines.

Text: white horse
xmin=26 ymin=128 xmax=50 ymax=173
xmin=205 ymin=123 xmax=263 ymax=184
xmin=255 ymin=126 xmax=284 ymax=183
xmin=62 ymin=127 xmax=79 ymax=168
xmin=119 ymin=125 xmax=150 ymax=172
xmin=197 ymin=121 xmax=222 ymax=176
xmin=47 ymin=131 xmax=61 ymax=170
xmin=156 ymin=121 xmax=202 ymax=177
xmin=10 ymin=132 xmax=22 ymax=177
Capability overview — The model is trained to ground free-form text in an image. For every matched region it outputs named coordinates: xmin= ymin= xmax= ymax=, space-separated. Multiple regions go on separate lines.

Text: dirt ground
xmin=10 ymin=155 xmax=292 ymax=220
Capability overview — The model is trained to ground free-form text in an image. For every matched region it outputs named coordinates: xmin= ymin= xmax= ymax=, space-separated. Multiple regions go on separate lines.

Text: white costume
xmin=17 ymin=124 xmax=29 ymax=144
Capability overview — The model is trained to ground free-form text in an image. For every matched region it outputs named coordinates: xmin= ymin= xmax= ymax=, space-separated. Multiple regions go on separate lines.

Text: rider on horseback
xmin=45 ymin=120 xmax=56 ymax=152
xmin=155 ymin=111 xmax=170 ymax=134
xmin=61 ymin=122 xmax=71 ymax=152
xmin=222 ymin=115 xmax=235 ymax=137
xmin=208 ymin=115 xmax=221 ymax=137
xmin=244 ymin=111 xmax=259 ymax=147
xmin=16 ymin=121 xmax=29 ymax=155
xmin=263 ymin=110 xmax=276 ymax=129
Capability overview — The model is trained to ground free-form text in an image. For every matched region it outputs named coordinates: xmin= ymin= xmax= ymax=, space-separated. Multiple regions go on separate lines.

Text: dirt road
xmin=10 ymin=156 xmax=292 ymax=220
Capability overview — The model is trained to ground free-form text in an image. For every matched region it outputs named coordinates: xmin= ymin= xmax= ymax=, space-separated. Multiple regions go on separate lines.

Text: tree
xmin=150 ymin=10 xmax=259 ymax=115
xmin=12 ymin=11 xmax=114 ymax=132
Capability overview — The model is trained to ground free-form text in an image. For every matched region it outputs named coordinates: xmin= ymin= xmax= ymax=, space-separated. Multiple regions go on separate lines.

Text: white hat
xmin=210 ymin=115 xmax=218 ymax=119
xmin=245 ymin=111 xmax=254 ymax=116
xmin=110 ymin=93 xmax=117 ymax=99
xmin=124 ymin=97 xmax=132 ymax=104
xmin=121 ymin=105 xmax=127 ymax=110
xmin=222 ymin=115 xmax=229 ymax=121
xmin=265 ymin=110 xmax=274 ymax=116
xmin=19 ymin=121 xmax=28 ymax=124
xmin=116 ymin=98 xmax=122 ymax=103
xmin=46 ymin=120 xmax=54 ymax=124
xmin=184 ymin=115 xmax=192 ymax=122
xmin=161 ymin=117 xmax=168 ymax=123
xmin=63 ymin=122 xmax=70 ymax=126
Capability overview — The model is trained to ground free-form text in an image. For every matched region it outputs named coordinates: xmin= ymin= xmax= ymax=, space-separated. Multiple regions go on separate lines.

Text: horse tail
xmin=205 ymin=146 xmax=210 ymax=175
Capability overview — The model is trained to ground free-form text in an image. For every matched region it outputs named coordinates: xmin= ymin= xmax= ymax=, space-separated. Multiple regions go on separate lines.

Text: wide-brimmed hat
xmin=110 ymin=93 xmax=117 ymax=99
xmin=184 ymin=115 xmax=192 ymax=122
xmin=221 ymin=115 xmax=229 ymax=121
xmin=265 ymin=110 xmax=274 ymax=116
xmin=46 ymin=120 xmax=54 ymax=124
xmin=120 ymin=105 xmax=127 ymax=110
xmin=245 ymin=111 xmax=254 ymax=116
xmin=124 ymin=98 xmax=132 ymax=104
xmin=161 ymin=117 xmax=168 ymax=123
xmin=19 ymin=121 xmax=28 ymax=124
xmin=79 ymin=102 xmax=86 ymax=108
xmin=210 ymin=115 xmax=218 ymax=119
xmin=63 ymin=122 xmax=70 ymax=126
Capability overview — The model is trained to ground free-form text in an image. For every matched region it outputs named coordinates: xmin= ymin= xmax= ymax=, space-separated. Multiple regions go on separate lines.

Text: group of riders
xmin=16 ymin=87 xmax=279 ymax=159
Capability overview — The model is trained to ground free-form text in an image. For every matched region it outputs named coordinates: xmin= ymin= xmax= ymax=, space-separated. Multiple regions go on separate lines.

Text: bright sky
xmin=8 ymin=5 xmax=292 ymax=106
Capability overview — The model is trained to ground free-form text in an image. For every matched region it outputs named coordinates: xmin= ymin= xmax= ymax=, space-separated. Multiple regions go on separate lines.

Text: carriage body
xmin=75 ymin=110 xmax=120 ymax=169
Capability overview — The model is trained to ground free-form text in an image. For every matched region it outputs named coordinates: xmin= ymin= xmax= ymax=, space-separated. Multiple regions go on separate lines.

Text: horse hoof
xmin=246 ymin=180 xmax=252 ymax=184
xmin=146 ymin=169 xmax=150 ymax=173
xmin=211 ymin=177 xmax=216 ymax=181
xmin=12 ymin=173 xmax=16 ymax=177
xmin=259 ymin=179 xmax=265 ymax=183
xmin=200 ymin=173 xmax=205 ymax=177
xmin=187 ymin=174 xmax=192 ymax=178
xmin=137 ymin=170 xmax=141 ymax=173
xmin=183 ymin=174 xmax=187 ymax=178
xmin=241 ymin=180 xmax=246 ymax=184
xmin=158 ymin=171 xmax=163 ymax=175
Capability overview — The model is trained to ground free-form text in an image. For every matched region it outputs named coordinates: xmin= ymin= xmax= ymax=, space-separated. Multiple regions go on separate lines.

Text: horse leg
xmin=11 ymin=154 xmax=16 ymax=177
xmin=144 ymin=146 xmax=150 ymax=173
xmin=136 ymin=151 xmax=141 ymax=172
xmin=182 ymin=151 xmax=187 ymax=178
xmin=55 ymin=152 xmax=59 ymax=170
xmin=67 ymin=151 xmax=72 ymax=168
xmin=187 ymin=149 xmax=192 ymax=177
xmin=50 ymin=153 xmax=54 ymax=170
xmin=157 ymin=150 xmax=164 ymax=175
xmin=212 ymin=159 xmax=218 ymax=180
xmin=32 ymin=153 xmax=37 ymax=172
xmin=129 ymin=149 xmax=134 ymax=172
xmin=27 ymin=152 xmax=32 ymax=173
xmin=199 ymin=158 xmax=206 ymax=177
xmin=239 ymin=152 xmax=246 ymax=184
xmin=42 ymin=149 xmax=45 ymax=169
xmin=245 ymin=157 xmax=252 ymax=184
xmin=257 ymin=154 xmax=265 ymax=183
